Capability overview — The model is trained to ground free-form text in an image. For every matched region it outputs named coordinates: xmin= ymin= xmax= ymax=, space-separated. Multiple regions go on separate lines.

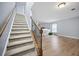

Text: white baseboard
xmin=56 ymin=33 xmax=79 ymax=39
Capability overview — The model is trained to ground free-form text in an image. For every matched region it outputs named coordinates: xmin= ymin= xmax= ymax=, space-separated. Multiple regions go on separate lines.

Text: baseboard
xmin=56 ymin=33 xmax=79 ymax=39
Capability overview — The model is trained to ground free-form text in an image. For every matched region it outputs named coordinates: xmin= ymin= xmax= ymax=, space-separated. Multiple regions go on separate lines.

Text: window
xmin=52 ymin=23 xmax=57 ymax=33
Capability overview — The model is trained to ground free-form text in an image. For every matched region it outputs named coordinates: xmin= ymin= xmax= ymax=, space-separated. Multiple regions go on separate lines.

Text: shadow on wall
xmin=0 ymin=2 xmax=15 ymax=36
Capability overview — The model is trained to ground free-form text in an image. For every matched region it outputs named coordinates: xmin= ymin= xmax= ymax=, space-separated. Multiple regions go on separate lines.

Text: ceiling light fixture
xmin=58 ymin=2 xmax=66 ymax=8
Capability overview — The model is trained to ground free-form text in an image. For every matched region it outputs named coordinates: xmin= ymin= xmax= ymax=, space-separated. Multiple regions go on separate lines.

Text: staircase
xmin=5 ymin=14 xmax=36 ymax=56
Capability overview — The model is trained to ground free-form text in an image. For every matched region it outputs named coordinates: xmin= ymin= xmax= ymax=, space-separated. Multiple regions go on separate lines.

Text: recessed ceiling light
xmin=58 ymin=2 xmax=66 ymax=8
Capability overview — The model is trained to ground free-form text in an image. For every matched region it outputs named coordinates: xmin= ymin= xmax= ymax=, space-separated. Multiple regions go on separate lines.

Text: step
xmin=14 ymin=21 xmax=26 ymax=23
xmin=23 ymin=50 xmax=36 ymax=56
xmin=14 ymin=48 xmax=36 ymax=56
xmin=9 ymin=37 xmax=32 ymax=42
xmin=13 ymin=24 xmax=27 ymax=26
xmin=12 ymin=28 xmax=29 ymax=31
xmin=10 ymin=34 xmax=31 ymax=39
xmin=8 ymin=38 xmax=33 ymax=47
xmin=5 ymin=44 xmax=35 ymax=56
xmin=14 ymin=19 xmax=25 ymax=21
xmin=13 ymin=23 xmax=26 ymax=25
xmin=7 ymin=41 xmax=34 ymax=50
xmin=14 ymin=20 xmax=26 ymax=22
xmin=11 ymin=31 xmax=30 ymax=34
xmin=12 ymin=25 xmax=28 ymax=28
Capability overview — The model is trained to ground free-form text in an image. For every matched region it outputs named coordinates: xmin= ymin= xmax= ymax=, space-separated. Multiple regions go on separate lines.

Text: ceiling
xmin=32 ymin=2 xmax=79 ymax=23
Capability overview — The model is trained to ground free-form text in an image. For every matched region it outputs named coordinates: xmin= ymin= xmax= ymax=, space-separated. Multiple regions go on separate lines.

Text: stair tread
xmin=6 ymin=44 xmax=35 ymax=56
xmin=9 ymin=37 xmax=32 ymax=42
xmin=14 ymin=22 xmax=26 ymax=24
xmin=15 ymin=48 xmax=36 ymax=56
xmin=10 ymin=34 xmax=31 ymax=39
xmin=13 ymin=22 xmax=26 ymax=25
xmin=8 ymin=38 xmax=33 ymax=47
xmin=12 ymin=26 xmax=28 ymax=28
xmin=11 ymin=31 xmax=30 ymax=34
xmin=23 ymin=51 xmax=36 ymax=56
xmin=13 ymin=23 xmax=26 ymax=25
xmin=12 ymin=28 xmax=29 ymax=31
xmin=12 ymin=28 xmax=29 ymax=29
xmin=13 ymin=25 xmax=27 ymax=27
xmin=14 ymin=21 xmax=26 ymax=22
xmin=14 ymin=20 xmax=25 ymax=21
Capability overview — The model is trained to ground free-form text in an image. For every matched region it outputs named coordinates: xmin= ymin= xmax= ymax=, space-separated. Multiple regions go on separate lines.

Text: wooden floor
xmin=42 ymin=35 xmax=79 ymax=56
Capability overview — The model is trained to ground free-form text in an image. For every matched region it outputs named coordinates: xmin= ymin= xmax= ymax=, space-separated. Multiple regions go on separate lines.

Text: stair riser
xmin=10 ymin=36 xmax=31 ymax=40
xmin=9 ymin=37 xmax=32 ymax=42
xmin=14 ymin=20 xmax=26 ymax=22
xmin=10 ymin=47 xmax=35 ymax=56
xmin=7 ymin=41 xmax=34 ymax=51
xmin=11 ymin=32 xmax=30 ymax=35
xmin=12 ymin=48 xmax=35 ymax=56
xmin=8 ymin=41 xmax=33 ymax=47
xmin=13 ymin=24 xmax=26 ymax=25
xmin=6 ymin=44 xmax=34 ymax=56
xmin=12 ymin=26 xmax=28 ymax=28
xmin=14 ymin=22 xmax=26 ymax=24
xmin=12 ymin=29 xmax=29 ymax=31
xmin=14 ymin=19 xmax=25 ymax=22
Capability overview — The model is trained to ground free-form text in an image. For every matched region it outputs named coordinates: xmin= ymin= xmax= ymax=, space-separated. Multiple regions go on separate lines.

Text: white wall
xmin=41 ymin=16 xmax=79 ymax=39
xmin=0 ymin=2 xmax=16 ymax=56
xmin=55 ymin=16 xmax=79 ymax=39
xmin=25 ymin=2 xmax=34 ymax=30
xmin=40 ymin=23 xmax=52 ymax=31
xmin=16 ymin=2 xmax=26 ymax=15
xmin=0 ymin=2 xmax=15 ymax=32
xmin=16 ymin=5 xmax=25 ymax=15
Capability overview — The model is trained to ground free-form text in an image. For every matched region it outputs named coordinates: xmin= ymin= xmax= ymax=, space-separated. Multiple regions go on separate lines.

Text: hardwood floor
xmin=42 ymin=35 xmax=79 ymax=56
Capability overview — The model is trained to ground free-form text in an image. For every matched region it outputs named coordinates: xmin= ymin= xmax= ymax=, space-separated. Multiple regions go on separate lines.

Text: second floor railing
xmin=31 ymin=17 xmax=43 ymax=56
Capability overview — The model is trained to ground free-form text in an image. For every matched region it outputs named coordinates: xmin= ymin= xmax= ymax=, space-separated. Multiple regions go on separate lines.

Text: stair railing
xmin=31 ymin=17 xmax=43 ymax=56
xmin=0 ymin=4 xmax=16 ymax=37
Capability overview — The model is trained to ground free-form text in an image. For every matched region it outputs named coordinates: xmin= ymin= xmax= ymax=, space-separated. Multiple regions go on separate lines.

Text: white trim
xmin=2 ymin=11 xmax=16 ymax=56
xmin=56 ymin=33 xmax=79 ymax=39
xmin=24 ymin=13 xmax=31 ymax=31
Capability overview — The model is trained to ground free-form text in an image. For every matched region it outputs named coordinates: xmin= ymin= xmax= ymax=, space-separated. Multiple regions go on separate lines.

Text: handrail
xmin=30 ymin=17 xmax=41 ymax=31
xmin=0 ymin=5 xmax=16 ymax=37
xmin=31 ymin=16 xmax=43 ymax=56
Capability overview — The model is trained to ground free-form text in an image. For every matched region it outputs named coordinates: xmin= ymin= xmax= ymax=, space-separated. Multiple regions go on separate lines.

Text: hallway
xmin=43 ymin=35 xmax=79 ymax=56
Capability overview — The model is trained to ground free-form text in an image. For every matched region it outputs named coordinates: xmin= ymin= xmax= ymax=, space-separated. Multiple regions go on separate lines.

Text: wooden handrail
xmin=31 ymin=32 xmax=43 ymax=56
xmin=31 ymin=16 xmax=43 ymax=56
xmin=0 ymin=5 xmax=16 ymax=37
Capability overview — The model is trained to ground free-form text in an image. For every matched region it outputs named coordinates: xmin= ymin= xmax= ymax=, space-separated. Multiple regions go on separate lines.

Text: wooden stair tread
xmin=11 ymin=31 xmax=30 ymax=34
xmin=6 ymin=44 xmax=35 ymax=56
xmin=8 ymin=38 xmax=33 ymax=47
xmin=10 ymin=34 xmax=31 ymax=39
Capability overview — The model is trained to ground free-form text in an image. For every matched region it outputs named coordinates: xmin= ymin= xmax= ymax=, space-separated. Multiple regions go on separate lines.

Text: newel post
xmin=39 ymin=27 xmax=43 ymax=56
